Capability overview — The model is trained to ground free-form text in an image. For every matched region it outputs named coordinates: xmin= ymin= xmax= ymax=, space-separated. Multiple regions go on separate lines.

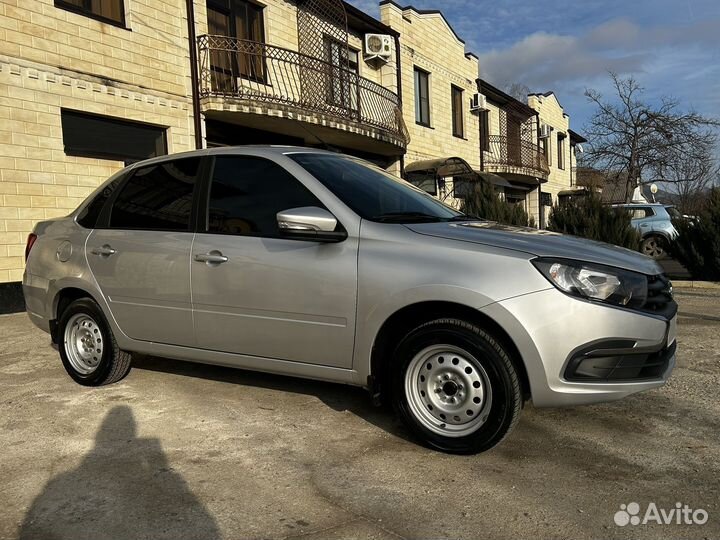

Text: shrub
xmin=461 ymin=180 xmax=534 ymax=227
xmin=548 ymin=195 xmax=640 ymax=249
xmin=670 ymin=188 xmax=720 ymax=280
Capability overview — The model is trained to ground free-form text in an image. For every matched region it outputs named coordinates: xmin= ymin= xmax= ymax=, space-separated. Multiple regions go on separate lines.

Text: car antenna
xmin=296 ymin=120 xmax=338 ymax=153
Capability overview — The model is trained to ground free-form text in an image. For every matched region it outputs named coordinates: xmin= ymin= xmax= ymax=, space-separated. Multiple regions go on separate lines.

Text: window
xmin=325 ymin=38 xmax=360 ymax=111
xmin=479 ymin=111 xmax=490 ymax=152
xmin=414 ymin=68 xmax=431 ymax=126
xmin=451 ymin=86 xmax=464 ymax=138
xmin=55 ymin=0 xmax=125 ymax=27
xmin=207 ymin=156 xmax=323 ymax=237
xmin=629 ymin=207 xmax=655 ymax=220
xmin=76 ymin=172 xmax=126 ymax=228
xmin=61 ymin=110 xmax=167 ymax=164
xmin=289 ymin=153 xmax=462 ymax=222
xmin=540 ymin=192 xmax=552 ymax=207
xmin=207 ymin=0 xmax=265 ymax=88
xmin=557 ymin=133 xmax=566 ymax=170
xmin=540 ymin=133 xmax=551 ymax=167
xmin=109 ymin=158 xmax=201 ymax=231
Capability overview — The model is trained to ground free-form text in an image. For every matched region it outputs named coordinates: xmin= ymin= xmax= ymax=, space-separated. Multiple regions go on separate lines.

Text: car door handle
xmin=194 ymin=251 xmax=229 ymax=265
xmin=91 ymin=245 xmax=116 ymax=257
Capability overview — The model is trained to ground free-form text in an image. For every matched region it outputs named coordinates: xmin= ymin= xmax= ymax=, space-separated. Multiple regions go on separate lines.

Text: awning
xmin=476 ymin=171 xmax=513 ymax=188
xmin=558 ymin=188 xmax=591 ymax=197
xmin=405 ymin=157 xmax=475 ymax=178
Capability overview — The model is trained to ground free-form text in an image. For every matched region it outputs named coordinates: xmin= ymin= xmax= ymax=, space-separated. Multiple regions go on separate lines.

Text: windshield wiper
xmin=448 ymin=214 xmax=482 ymax=221
xmin=372 ymin=212 xmax=445 ymax=223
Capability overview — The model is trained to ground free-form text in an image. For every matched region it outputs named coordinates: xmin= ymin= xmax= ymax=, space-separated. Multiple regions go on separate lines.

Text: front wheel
xmin=391 ymin=319 xmax=522 ymax=454
xmin=58 ymin=298 xmax=132 ymax=386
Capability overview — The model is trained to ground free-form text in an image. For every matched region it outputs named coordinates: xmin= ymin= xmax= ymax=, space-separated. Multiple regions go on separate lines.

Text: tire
xmin=390 ymin=318 xmax=522 ymax=454
xmin=57 ymin=298 xmax=132 ymax=386
xmin=640 ymin=235 xmax=666 ymax=259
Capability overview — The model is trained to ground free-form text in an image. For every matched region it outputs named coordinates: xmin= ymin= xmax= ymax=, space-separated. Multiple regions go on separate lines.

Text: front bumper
xmin=481 ymin=288 xmax=677 ymax=407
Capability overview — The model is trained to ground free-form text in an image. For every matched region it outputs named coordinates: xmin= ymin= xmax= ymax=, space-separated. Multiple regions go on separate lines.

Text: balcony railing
xmin=197 ymin=35 xmax=409 ymax=146
xmin=483 ymin=135 xmax=550 ymax=177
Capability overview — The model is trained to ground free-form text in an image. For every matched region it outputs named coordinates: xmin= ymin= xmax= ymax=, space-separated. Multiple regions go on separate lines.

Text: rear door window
xmin=109 ymin=158 xmax=201 ymax=231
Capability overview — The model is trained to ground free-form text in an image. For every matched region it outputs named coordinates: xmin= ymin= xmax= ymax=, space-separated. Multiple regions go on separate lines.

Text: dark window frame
xmin=479 ymin=110 xmax=490 ymax=152
xmin=61 ymin=109 xmax=167 ymax=163
xmin=451 ymin=85 xmax=464 ymax=138
xmin=324 ymin=36 xmax=360 ymax=112
xmin=414 ymin=67 xmax=431 ymax=127
xmin=557 ymin=132 xmax=566 ymax=170
xmin=55 ymin=0 xmax=127 ymax=29
xmin=207 ymin=0 xmax=267 ymax=87
xmin=200 ymin=154 xmax=334 ymax=240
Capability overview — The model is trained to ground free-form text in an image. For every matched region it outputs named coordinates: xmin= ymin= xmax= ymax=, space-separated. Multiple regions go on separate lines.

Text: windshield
xmin=288 ymin=153 xmax=465 ymax=223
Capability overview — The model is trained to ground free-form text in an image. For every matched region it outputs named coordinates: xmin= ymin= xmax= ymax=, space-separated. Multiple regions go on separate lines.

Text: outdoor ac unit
xmin=539 ymin=124 xmax=552 ymax=138
xmin=364 ymin=34 xmax=393 ymax=61
xmin=470 ymin=93 xmax=488 ymax=112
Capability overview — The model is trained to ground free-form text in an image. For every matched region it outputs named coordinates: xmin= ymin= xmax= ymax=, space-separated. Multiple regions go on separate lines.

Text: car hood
xmin=406 ymin=221 xmax=662 ymax=275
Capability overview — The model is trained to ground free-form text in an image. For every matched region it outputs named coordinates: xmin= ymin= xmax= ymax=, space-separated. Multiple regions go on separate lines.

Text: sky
xmin=346 ymin=0 xmax=720 ymax=135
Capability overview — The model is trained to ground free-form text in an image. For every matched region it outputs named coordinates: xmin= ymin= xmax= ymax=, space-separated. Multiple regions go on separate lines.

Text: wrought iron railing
xmin=197 ymin=35 xmax=409 ymax=145
xmin=483 ymin=135 xmax=549 ymax=176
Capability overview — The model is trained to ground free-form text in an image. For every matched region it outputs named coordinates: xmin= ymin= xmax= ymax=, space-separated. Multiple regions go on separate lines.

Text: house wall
xmin=528 ymin=92 xmax=573 ymax=222
xmin=380 ymin=2 xmax=480 ymax=178
xmin=0 ymin=0 xmax=196 ymax=285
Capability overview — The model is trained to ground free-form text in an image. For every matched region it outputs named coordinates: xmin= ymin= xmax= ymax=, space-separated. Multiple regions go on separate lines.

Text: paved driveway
xmin=1 ymin=289 xmax=718 ymax=540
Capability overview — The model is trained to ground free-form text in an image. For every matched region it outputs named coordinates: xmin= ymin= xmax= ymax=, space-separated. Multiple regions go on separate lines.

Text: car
xmin=23 ymin=147 xmax=678 ymax=454
xmin=613 ymin=203 xmax=679 ymax=259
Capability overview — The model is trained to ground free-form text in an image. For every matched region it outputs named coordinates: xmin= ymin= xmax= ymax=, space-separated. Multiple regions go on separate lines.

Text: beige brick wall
xmin=528 ymin=93 xmax=573 ymax=205
xmin=0 ymin=0 xmax=196 ymax=283
xmin=381 ymin=3 xmax=480 ymax=175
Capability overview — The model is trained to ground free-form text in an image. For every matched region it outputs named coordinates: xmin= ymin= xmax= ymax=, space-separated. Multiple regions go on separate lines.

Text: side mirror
xmin=277 ymin=206 xmax=347 ymax=243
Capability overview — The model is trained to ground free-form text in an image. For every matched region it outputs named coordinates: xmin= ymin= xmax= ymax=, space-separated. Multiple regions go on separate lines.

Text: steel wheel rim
xmin=404 ymin=344 xmax=493 ymax=438
xmin=64 ymin=313 xmax=104 ymax=375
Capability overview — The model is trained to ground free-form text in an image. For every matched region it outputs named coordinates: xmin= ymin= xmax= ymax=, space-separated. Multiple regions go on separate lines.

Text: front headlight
xmin=532 ymin=258 xmax=648 ymax=309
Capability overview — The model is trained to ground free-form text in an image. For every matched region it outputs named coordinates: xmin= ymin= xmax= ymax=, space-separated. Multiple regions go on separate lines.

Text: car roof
xmin=124 ymin=146 xmax=338 ymax=171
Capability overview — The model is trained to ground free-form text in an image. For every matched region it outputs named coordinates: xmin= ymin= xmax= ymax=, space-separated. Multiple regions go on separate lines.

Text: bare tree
xmin=504 ymin=82 xmax=531 ymax=102
xmin=662 ymin=145 xmax=719 ymax=215
xmin=583 ymin=73 xmax=719 ymax=202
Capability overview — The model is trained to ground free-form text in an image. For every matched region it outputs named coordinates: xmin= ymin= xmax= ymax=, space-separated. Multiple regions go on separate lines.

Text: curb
xmin=673 ymin=281 xmax=720 ymax=289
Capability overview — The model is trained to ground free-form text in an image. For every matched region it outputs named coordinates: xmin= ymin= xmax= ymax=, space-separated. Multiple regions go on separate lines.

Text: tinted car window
xmin=207 ymin=156 xmax=323 ymax=237
xmin=630 ymin=207 xmax=654 ymax=219
xmin=76 ymin=172 xmax=126 ymax=229
xmin=288 ymin=153 xmax=462 ymax=222
xmin=109 ymin=158 xmax=201 ymax=231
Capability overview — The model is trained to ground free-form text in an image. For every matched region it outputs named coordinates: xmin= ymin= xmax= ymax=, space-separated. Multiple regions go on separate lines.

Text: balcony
xmin=482 ymin=135 xmax=549 ymax=179
xmin=197 ymin=35 xmax=409 ymax=149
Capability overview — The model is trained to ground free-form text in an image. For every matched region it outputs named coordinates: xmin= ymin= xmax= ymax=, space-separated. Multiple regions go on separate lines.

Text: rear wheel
xmin=391 ymin=318 xmax=522 ymax=454
xmin=58 ymin=298 xmax=132 ymax=386
xmin=641 ymin=235 xmax=666 ymax=259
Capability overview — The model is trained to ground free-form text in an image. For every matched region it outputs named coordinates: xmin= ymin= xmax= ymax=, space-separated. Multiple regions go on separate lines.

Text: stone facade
xmin=380 ymin=1 xmax=480 ymax=203
xmin=528 ymin=92 xmax=580 ymax=225
xmin=0 ymin=0 xmax=196 ymax=284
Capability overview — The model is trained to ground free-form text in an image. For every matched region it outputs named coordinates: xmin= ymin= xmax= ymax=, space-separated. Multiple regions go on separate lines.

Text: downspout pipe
xmin=394 ymin=34 xmax=405 ymax=177
xmin=186 ymin=0 xmax=203 ymax=149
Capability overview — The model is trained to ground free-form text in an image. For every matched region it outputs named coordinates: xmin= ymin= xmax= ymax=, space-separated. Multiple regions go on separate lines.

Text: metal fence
xmin=484 ymin=135 xmax=550 ymax=176
xmin=197 ymin=35 xmax=409 ymax=145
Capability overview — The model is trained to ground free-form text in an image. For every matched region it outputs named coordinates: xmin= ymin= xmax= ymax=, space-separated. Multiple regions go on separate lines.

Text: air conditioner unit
xmin=470 ymin=93 xmax=487 ymax=112
xmin=539 ymin=124 xmax=552 ymax=138
xmin=364 ymin=34 xmax=393 ymax=61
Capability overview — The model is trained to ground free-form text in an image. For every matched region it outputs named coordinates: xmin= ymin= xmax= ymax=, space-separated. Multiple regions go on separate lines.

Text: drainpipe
xmin=186 ymin=0 xmax=203 ymax=149
xmin=537 ymin=177 xmax=543 ymax=229
xmin=394 ymin=34 xmax=405 ymax=177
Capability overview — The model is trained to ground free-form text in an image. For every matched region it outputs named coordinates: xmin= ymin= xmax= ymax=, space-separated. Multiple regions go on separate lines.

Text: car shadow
xmin=130 ymin=354 xmax=415 ymax=445
xmin=18 ymin=405 xmax=221 ymax=540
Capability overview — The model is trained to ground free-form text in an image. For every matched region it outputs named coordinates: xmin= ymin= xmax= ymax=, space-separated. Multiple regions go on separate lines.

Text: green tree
xmin=670 ymin=188 xmax=720 ymax=280
xmin=548 ymin=196 xmax=640 ymax=249
xmin=461 ymin=180 xmax=534 ymax=227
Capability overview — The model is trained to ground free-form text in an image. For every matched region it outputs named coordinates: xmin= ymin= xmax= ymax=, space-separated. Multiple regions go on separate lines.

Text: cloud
xmin=477 ymin=17 xmax=720 ymax=91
